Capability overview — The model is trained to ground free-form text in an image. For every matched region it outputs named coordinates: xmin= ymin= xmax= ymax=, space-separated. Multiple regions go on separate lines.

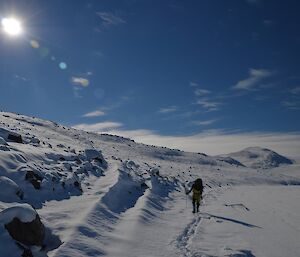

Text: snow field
xmin=0 ymin=111 xmax=300 ymax=257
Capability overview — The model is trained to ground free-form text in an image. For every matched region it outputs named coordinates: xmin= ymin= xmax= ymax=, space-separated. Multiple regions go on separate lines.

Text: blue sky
xmin=1 ymin=0 xmax=300 ymax=155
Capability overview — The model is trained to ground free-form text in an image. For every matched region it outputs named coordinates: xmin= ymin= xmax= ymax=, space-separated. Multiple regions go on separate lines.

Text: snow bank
xmin=0 ymin=204 xmax=37 ymax=224
xmin=0 ymin=136 xmax=8 ymax=146
xmin=0 ymin=176 xmax=23 ymax=202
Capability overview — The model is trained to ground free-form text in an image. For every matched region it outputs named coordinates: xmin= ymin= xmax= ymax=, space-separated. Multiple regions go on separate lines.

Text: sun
xmin=1 ymin=17 xmax=22 ymax=36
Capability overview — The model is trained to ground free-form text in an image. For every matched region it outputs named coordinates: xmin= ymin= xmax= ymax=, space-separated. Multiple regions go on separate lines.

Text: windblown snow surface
xmin=0 ymin=111 xmax=299 ymax=257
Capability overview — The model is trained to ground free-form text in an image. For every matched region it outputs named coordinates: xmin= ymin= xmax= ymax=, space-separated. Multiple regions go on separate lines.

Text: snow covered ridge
xmin=221 ymin=147 xmax=294 ymax=169
xmin=0 ymin=111 xmax=300 ymax=257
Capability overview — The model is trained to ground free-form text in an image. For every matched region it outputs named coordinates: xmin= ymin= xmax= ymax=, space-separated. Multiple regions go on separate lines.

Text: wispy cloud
xmin=14 ymin=74 xmax=28 ymax=82
xmin=281 ymin=100 xmax=300 ymax=110
xmin=290 ymin=86 xmax=300 ymax=94
xmin=82 ymin=110 xmax=106 ymax=118
xmin=232 ymin=68 xmax=273 ymax=90
xmin=194 ymin=88 xmax=211 ymax=96
xmin=96 ymin=12 xmax=126 ymax=27
xmin=190 ymin=81 xmax=198 ymax=87
xmin=71 ymin=77 xmax=89 ymax=87
xmin=158 ymin=106 xmax=177 ymax=114
xmin=192 ymin=119 xmax=218 ymax=126
xmin=263 ymin=20 xmax=273 ymax=27
xmin=99 ymin=94 xmax=133 ymax=112
xmin=73 ymin=121 xmax=123 ymax=132
xmin=196 ymin=98 xmax=221 ymax=111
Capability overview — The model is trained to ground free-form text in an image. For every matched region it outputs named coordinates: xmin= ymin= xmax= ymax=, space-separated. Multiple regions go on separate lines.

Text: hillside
xmin=220 ymin=147 xmax=293 ymax=169
xmin=0 ymin=111 xmax=299 ymax=257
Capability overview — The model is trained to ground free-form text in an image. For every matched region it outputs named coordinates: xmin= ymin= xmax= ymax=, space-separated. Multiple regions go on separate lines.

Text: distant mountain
xmin=221 ymin=147 xmax=293 ymax=169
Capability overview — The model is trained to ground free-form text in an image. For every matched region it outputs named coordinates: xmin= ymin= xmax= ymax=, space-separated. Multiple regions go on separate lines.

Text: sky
xmin=1 ymin=0 xmax=300 ymax=156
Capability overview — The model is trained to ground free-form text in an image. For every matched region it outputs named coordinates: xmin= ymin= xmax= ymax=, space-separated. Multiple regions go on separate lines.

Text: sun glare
xmin=1 ymin=17 xmax=22 ymax=36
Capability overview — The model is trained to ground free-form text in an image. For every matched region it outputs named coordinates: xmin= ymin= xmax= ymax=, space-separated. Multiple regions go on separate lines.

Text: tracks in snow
xmin=175 ymin=186 xmax=226 ymax=257
xmin=46 ymin=159 xmax=225 ymax=257
xmin=176 ymin=213 xmax=203 ymax=257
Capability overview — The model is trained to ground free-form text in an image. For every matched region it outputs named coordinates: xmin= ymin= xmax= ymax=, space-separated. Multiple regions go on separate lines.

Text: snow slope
xmin=220 ymin=147 xmax=293 ymax=169
xmin=0 ymin=111 xmax=299 ymax=257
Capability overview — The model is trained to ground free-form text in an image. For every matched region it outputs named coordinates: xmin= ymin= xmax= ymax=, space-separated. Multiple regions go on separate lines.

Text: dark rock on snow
xmin=25 ymin=171 xmax=43 ymax=190
xmin=5 ymin=214 xmax=45 ymax=246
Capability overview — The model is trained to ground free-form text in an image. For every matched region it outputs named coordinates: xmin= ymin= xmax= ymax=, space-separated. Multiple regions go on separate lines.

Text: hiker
xmin=186 ymin=178 xmax=203 ymax=213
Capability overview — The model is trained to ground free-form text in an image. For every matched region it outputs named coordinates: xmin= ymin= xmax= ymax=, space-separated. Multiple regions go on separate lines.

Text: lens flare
xmin=30 ymin=40 xmax=39 ymax=48
xmin=59 ymin=62 xmax=67 ymax=70
xmin=1 ymin=17 xmax=22 ymax=36
xmin=71 ymin=77 xmax=89 ymax=87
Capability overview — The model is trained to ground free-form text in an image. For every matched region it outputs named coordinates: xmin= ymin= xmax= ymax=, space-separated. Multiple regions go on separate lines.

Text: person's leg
xmin=192 ymin=198 xmax=196 ymax=213
xmin=196 ymin=199 xmax=200 ymax=212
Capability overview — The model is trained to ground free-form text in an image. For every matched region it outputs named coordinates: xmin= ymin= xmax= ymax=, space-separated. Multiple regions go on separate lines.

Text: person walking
xmin=186 ymin=178 xmax=203 ymax=213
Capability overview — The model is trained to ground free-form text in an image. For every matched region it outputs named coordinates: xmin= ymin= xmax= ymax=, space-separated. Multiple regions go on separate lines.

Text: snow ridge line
xmin=49 ymin=162 xmax=121 ymax=257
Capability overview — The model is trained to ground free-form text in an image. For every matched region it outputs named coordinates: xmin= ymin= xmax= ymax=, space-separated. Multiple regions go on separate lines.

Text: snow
xmin=189 ymin=185 xmax=300 ymax=257
xmin=221 ymin=147 xmax=293 ymax=169
xmin=0 ymin=203 xmax=40 ymax=257
xmin=0 ymin=111 xmax=300 ymax=257
xmin=0 ymin=176 xmax=23 ymax=202
xmin=0 ymin=136 xmax=8 ymax=145
xmin=0 ymin=203 xmax=37 ymax=223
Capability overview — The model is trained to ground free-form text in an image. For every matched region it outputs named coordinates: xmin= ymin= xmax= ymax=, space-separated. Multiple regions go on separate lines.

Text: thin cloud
xmin=100 ymin=94 xmax=133 ymax=112
xmin=232 ymin=68 xmax=273 ymax=90
xmin=71 ymin=77 xmax=89 ymax=87
xmin=263 ymin=20 xmax=273 ymax=27
xmin=14 ymin=74 xmax=28 ymax=82
xmin=96 ymin=12 xmax=126 ymax=27
xmin=196 ymin=98 xmax=221 ymax=111
xmin=194 ymin=88 xmax=211 ymax=96
xmin=73 ymin=121 xmax=123 ymax=132
xmin=190 ymin=82 xmax=198 ymax=87
xmin=158 ymin=106 xmax=177 ymax=114
xmin=281 ymin=100 xmax=300 ymax=110
xmin=82 ymin=110 xmax=106 ymax=118
xmin=290 ymin=86 xmax=300 ymax=94
xmin=192 ymin=119 xmax=218 ymax=126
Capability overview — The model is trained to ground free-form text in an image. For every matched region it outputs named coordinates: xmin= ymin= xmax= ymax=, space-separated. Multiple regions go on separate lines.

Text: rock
xmin=74 ymin=181 xmax=82 ymax=191
xmin=25 ymin=171 xmax=43 ymax=190
xmin=0 ymin=128 xmax=23 ymax=143
xmin=5 ymin=214 xmax=45 ymax=246
xmin=30 ymin=137 xmax=40 ymax=145
xmin=84 ymin=149 xmax=107 ymax=168
xmin=7 ymin=132 xmax=23 ymax=143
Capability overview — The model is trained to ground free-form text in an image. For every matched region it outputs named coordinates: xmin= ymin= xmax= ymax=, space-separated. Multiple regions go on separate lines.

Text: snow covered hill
xmin=0 ymin=111 xmax=299 ymax=257
xmin=220 ymin=147 xmax=293 ymax=169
